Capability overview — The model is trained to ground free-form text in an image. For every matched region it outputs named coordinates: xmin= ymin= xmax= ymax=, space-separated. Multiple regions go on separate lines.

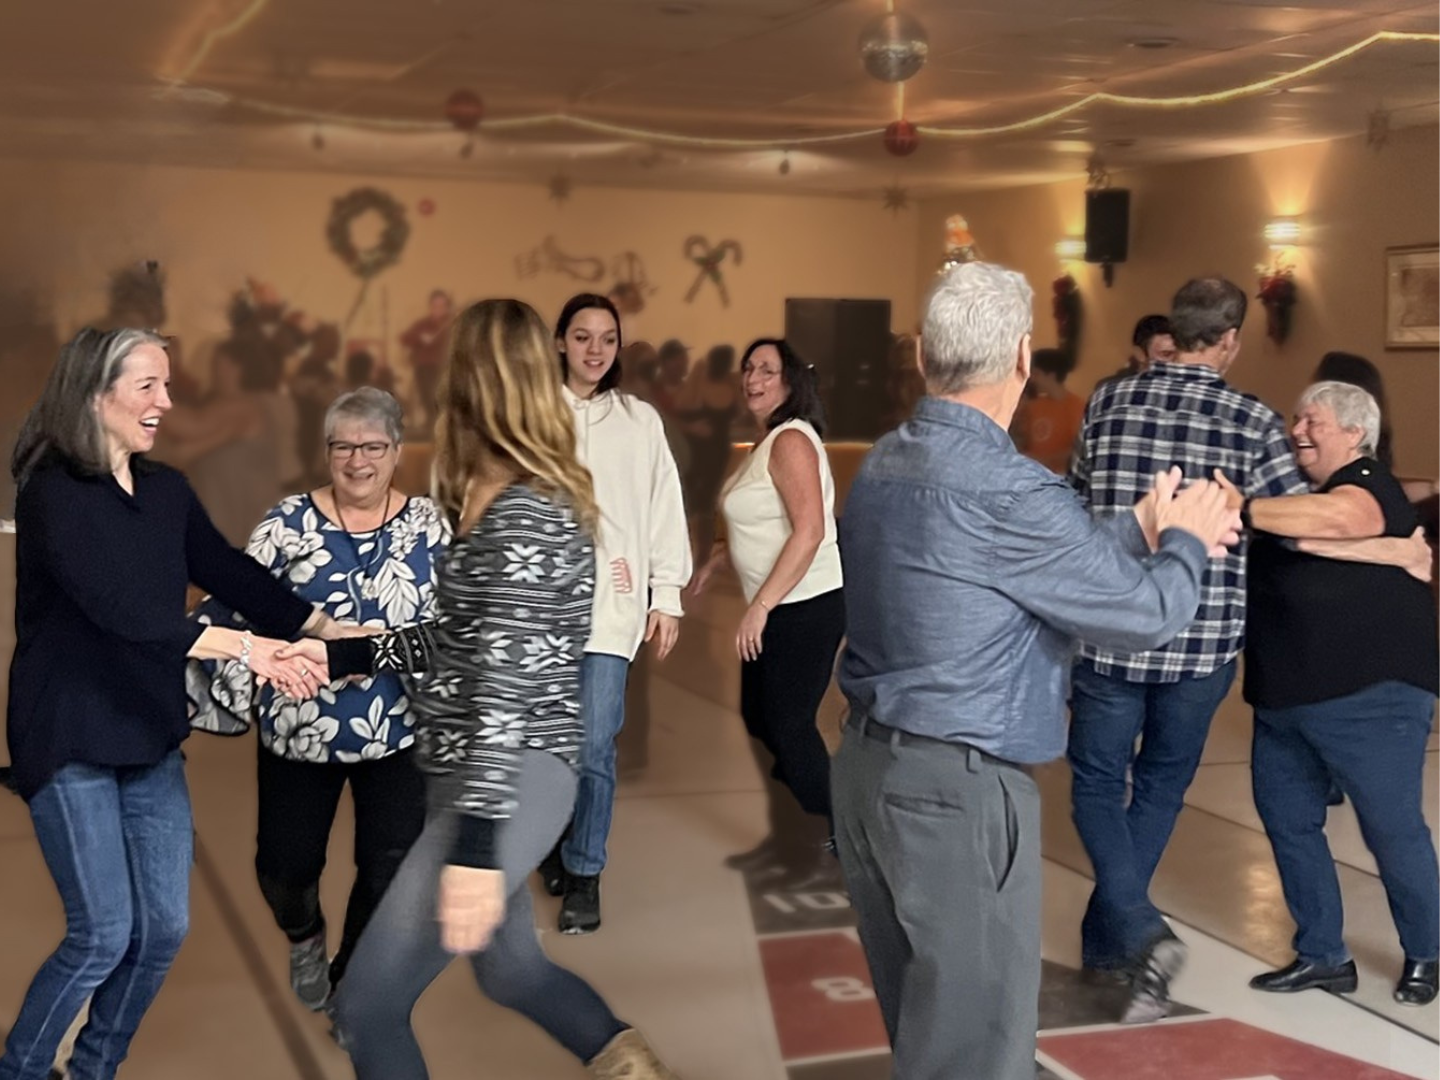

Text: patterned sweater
xmin=407 ymin=482 xmax=594 ymax=869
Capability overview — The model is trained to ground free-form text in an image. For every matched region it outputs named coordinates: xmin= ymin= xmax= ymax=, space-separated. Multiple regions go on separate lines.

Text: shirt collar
xmin=912 ymin=397 xmax=1012 ymax=449
xmin=1147 ymin=360 xmax=1225 ymax=383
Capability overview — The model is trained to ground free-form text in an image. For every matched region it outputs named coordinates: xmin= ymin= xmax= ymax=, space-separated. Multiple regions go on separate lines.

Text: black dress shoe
xmin=1250 ymin=958 xmax=1357 ymax=995
xmin=1395 ymin=959 xmax=1438 ymax=1006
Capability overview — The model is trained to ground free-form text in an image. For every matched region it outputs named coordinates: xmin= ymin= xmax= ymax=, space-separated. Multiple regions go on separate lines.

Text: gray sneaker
xmin=289 ymin=931 xmax=331 ymax=1011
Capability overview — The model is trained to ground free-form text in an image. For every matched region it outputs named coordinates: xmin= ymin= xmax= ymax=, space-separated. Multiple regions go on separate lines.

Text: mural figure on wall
xmin=683 ymin=236 xmax=743 ymax=307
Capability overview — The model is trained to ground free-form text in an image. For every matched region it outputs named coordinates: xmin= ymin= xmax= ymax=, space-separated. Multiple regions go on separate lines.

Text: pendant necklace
xmin=333 ymin=489 xmax=394 ymax=602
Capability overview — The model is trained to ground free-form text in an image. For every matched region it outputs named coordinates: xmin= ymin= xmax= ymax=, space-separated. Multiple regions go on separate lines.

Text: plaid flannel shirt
xmin=1069 ymin=362 xmax=1308 ymax=682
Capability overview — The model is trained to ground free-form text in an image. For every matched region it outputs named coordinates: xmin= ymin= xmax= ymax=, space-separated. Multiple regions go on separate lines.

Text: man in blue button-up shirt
xmin=833 ymin=262 xmax=1240 ymax=1080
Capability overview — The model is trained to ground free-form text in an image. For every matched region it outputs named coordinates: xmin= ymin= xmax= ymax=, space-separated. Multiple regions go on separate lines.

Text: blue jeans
xmin=1253 ymin=681 xmax=1439 ymax=967
xmin=562 ymin=653 xmax=631 ymax=878
xmin=1067 ymin=660 xmax=1236 ymax=968
xmin=0 ymin=752 xmax=192 ymax=1080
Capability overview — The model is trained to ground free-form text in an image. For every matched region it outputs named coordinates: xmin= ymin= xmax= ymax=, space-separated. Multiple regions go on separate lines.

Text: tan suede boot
xmin=586 ymin=1029 xmax=680 ymax=1079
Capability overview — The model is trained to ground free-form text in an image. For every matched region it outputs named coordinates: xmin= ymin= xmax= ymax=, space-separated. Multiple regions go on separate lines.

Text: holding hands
xmin=246 ymin=634 xmax=329 ymax=699
xmin=1134 ymin=466 xmax=1243 ymax=557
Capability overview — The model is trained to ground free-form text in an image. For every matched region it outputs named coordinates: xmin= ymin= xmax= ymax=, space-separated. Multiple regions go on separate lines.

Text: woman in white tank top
xmin=690 ymin=339 xmax=845 ymax=882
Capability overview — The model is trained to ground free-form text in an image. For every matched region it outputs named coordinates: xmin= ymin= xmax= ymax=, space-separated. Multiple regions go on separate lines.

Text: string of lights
xmin=182 ymin=30 xmax=1438 ymax=149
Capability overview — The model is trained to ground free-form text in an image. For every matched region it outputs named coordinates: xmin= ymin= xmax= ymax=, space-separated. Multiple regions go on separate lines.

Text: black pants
xmin=255 ymin=743 xmax=427 ymax=988
xmin=740 ymin=588 xmax=845 ymax=837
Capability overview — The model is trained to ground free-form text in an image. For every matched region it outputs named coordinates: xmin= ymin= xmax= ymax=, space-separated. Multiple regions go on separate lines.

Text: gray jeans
xmin=334 ymin=750 xmax=625 ymax=1079
xmin=832 ymin=717 xmax=1042 ymax=1080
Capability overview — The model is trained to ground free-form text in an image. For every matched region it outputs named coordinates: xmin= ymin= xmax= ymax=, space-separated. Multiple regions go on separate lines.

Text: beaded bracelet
xmin=238 ymin=630 xmax=254 ymax=670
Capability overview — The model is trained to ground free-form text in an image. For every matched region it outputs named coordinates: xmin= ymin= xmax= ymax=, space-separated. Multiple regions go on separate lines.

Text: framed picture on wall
xmin=1385 ymin=244 xmax=1440 ymax=349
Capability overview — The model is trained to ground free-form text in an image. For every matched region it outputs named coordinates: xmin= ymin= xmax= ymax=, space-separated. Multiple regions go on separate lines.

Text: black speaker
xmin=1085 ymin=188 xmax=1130 ymax=264
xmin=783 ymin=298 xmax=892 ymax=440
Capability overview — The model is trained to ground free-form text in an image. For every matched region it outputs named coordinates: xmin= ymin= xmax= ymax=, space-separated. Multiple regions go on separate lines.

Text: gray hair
xmin=921 ymin=262 xmax=1035 ymax=394
xmin=11 ymin=326 xmax=167 ymax=489
xmin=324 ymin=386 xmax=405 ymax=445
xmin=1299 ymin=380 xmax=1381 ymax=457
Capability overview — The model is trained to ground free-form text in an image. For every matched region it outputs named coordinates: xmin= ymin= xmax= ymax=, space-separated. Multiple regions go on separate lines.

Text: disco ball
xmin=858 ymin=12 xmax=930 ymax=84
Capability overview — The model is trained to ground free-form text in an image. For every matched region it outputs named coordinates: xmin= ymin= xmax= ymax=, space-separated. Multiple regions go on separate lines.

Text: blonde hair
xmin=433 ymin=299 xmax=599 ymax=535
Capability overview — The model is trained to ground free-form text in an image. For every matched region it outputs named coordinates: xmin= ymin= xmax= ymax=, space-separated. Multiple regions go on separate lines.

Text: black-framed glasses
xmin=328 ymin=441 xmax=392 ymax=460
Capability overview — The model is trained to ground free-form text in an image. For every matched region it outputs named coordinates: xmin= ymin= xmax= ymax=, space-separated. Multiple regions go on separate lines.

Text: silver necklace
xmin=332 ymin=490 xmax=394 ymax=601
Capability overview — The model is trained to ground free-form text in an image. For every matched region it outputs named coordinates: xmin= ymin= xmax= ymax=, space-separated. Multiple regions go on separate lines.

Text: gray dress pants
xmin=832 ymin=716 xmax=1042 ymax=1080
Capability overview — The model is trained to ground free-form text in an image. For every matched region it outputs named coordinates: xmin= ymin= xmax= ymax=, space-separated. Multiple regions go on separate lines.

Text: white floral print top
xmin=191 ymin=493 xmax=450 ymax=763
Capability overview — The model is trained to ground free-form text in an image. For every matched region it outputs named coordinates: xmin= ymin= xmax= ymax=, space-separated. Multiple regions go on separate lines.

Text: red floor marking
xmin=757 ymin=932 xmax=890 ymax=1062
xmin=1039 ymin=1017 xmax=1416 ymax=1080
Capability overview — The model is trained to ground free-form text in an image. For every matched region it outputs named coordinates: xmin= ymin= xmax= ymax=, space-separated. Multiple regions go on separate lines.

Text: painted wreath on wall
xmin=326 ymin=187 xmax=410 ymax=280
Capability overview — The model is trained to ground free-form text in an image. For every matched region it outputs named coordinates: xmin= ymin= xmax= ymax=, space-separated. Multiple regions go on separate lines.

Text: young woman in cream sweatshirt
xmin=543 ymin=292 xmax=692 ymax=934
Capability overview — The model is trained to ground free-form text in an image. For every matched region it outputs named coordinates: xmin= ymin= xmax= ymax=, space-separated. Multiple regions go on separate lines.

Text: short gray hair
xmin=324 ymin=387 xmax=404 ymax=445
xmin=921 ymin=262 xmax=1035 ymax=394
xmin=12 ymin=326 xmax=167 ymax=489
xmin=1299 ymin=380 xmax=1381 ymax=457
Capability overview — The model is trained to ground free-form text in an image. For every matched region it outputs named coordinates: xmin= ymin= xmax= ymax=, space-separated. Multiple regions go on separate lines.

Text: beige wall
xmin=915 ymin=125 xmax=1439 ymax=477
xmin=0 ymin=158 xmax=919 ymax=385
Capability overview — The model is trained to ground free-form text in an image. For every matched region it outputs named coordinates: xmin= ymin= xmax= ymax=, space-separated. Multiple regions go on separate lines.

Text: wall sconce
xmin=1258 ymin=217 xmax=1301 ymax=346
xmin=1055 ymin=237 xmax=1087 ymax=262
xmin=1263 ymin=216 xmax=1301 ymax=249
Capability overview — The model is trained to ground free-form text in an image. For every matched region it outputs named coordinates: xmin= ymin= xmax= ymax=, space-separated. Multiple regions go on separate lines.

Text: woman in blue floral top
xmin=190 ymin=387 xmax=449 ymax=1011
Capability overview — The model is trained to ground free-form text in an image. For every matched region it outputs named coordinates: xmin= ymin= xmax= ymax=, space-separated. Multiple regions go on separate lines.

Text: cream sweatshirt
xmin=564 ymin=386 xmax=692 ymax=659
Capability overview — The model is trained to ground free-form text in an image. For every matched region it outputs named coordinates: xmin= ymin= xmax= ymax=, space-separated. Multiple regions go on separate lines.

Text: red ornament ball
xmin=417 ymin=198 xmax=436 ymax=217
xmin=884 ymin=119 xmax=919 ymax=157
xmin=444 ymin=89 xmax=484 ymax=132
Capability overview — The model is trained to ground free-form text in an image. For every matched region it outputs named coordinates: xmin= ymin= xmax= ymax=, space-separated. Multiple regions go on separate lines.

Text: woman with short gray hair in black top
xmin=0 ymin=328 xmax=339 ymax=1080
xmin=1240 ymin=380 xmax=1439 ymax=1007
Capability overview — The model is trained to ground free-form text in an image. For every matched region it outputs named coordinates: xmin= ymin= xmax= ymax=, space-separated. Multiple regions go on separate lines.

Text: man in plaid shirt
xmin=1067 ymin=277 xmax=1308 ymax=1023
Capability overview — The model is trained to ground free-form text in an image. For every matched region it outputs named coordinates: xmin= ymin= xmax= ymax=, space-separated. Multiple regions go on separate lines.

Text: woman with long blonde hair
xmin=328 ymin=299 xmax=681 ymax=1079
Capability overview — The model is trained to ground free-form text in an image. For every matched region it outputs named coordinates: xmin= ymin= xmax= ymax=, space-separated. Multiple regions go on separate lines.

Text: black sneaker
xmin=538 ymin=843 xmax=567 ymax=898
xmin=1122 ymin=931 xmax=1187 ymax=1024
xmin=559 ymin=874 xmax=601 ymax=935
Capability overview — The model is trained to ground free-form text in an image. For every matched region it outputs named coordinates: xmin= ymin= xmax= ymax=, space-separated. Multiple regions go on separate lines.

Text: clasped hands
xmin=250 ymin=617 xmax=381 ymax=701
xmin=1134 ymin=467 xmax=1243 ymax=556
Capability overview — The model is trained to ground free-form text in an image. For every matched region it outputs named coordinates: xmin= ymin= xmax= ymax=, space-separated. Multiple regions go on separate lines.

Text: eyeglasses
xmin=744 ymin=366 xmax=782 ymax=380
xmin=328 ymin=441 xmax=392 ymax=460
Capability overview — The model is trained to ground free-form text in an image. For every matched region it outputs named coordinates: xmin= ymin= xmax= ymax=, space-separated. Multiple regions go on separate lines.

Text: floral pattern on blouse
xmin=190 ymin=493 xmax=450 ymax=763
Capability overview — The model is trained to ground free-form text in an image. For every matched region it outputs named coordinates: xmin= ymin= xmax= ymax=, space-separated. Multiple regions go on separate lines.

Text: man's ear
xmin=1017 ymin=333 xmax=1033 ymax=382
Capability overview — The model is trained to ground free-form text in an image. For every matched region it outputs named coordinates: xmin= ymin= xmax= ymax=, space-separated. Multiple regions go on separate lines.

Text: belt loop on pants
xmin=966 ymin=745 xmax=983 ymax=773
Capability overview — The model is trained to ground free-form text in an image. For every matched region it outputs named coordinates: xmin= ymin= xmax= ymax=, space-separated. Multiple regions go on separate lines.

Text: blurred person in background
xmin=1012 ymin=346 xmax=1085 ymax=474
xmin=399 ymin=289 xmax=453 ymax=435
xmin=680 ymin=343 xmax=744 ymax=559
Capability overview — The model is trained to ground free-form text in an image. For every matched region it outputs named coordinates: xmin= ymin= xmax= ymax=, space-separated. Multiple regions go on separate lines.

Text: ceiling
xmin=0 ymin=0 xmax=1436 ymax=196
